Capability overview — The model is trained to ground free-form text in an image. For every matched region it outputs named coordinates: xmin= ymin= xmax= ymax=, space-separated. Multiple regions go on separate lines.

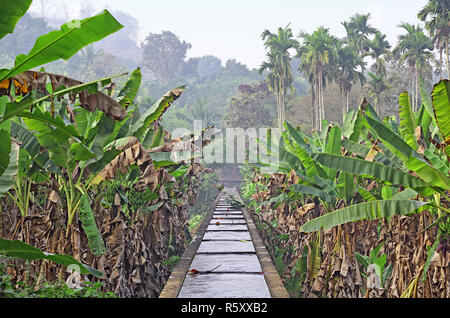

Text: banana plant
xmin=300 ymin=79 xmax=450 ymax=233
xmin=0 ymin=5 xmax=124 ymax=196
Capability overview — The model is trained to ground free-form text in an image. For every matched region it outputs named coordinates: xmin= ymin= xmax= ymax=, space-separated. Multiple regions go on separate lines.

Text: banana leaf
xmin=284 ymin=121 xmax=310 ymax=152
xmin=79 ymin=194 xmax=105 ymax=256
xmin=0 ymin=238 xmax=102 ymax=277
xmin=312 ymin=153 xmax=430 ymax=189
xmin=419 ymin=76 xmax=438 ymax=132
xmin=398 ymin=91 xmax=417 ymax=148
xmin=116 ymin=67 xmax=142 ymax=109
xmin=129 ymin=86 xmax=185 ymax=140
xmin=365 ymin=116 xmax=420 ymax=162
xmin=324 ymin=125 xmax=342 ymax=180
xmin=290 ymin=184 xmax=334 ymax=202
xmin=431 ymin=80 xmax=450 ymax=156
xmin=357 ymin=186 xmax=380 ymax=201
xmin=0 ymin=0 xmax=32 ymax=40
xmin=0 ymin=138 xmax=18 ymax=194
xmin=0 ymin=129 xmax=11 ymax=177
xmin=0 ymin=10 xmax=123 ymax=81
xmin=300 ymin=199 xmax=429 ymax=232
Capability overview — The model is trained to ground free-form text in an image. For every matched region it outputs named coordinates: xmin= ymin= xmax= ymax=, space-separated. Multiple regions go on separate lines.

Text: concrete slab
xmin=203 ymin=231 xmax=251 ymax=241
xmin=212 ymin=215 xmax=244 ymax=219
xmin=197 ymin=240 xmax=255 ymax=253
xmin=214 ymin=211 xmax=243 ymax=215
xmin=188 ymin=254 xmax=262 ymax=273
xmin=206 ymin=224 xmax=247 ymax=231
xmin=209 ymin=219 xmax=246 ymax=225
xmin=178 ymin=273 xmax=271 ymax=298
xmin=215 ymin=207 xmax=240 ymax=211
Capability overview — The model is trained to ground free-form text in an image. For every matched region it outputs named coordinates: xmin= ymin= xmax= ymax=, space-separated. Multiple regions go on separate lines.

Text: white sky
xmin=29 ymin=0 xmax=429 ymax=69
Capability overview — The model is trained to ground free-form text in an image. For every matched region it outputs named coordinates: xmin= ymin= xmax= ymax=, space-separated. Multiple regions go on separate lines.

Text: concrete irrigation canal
xmin=159 ymin=187 xmax=289 ymax=298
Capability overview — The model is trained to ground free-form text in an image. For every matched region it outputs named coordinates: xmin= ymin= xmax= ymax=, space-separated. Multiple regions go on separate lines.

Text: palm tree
xmin=367 ymin=72 xmax=389 ymax=114
xmin=394 ymin=23 xmax=434 ymax=111
xmin=297 ymin=27 xmax=338 ymax=131
xmin=418 ymin=0 xmax=450 ymax=79
xmin=258 ymin=24 xmax=299 ymax=131
xmin=335 ymin=42 xmax=365 ymax=116
xmin=341 ymin=13 xmax=377 ymax=59
xmin=367 ymin=31 xmax=392 ymax=76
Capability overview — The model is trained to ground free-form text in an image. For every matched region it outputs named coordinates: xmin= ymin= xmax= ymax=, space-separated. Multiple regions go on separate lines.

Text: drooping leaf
xmin=0 ymin=238 xmax=102 ymax=277
xmin=366 ymin=116 xmax=420 ymax=162
xmin=1 ymin=72 xmax=127 ymax=122
xmin=312 ymin=153 xmax=430 ymax=189
xmin=0 ymin=10 xmax=123 ymax=82
xmin=0 ymin=138 xmax=18 ymax=195
xmin=300 ymin=200 xmax=429 ymax=232
xmin=79 ymin=194 xmax=106 ymax=256
xmin=290 ymin=184 xmax=334 ymax=202
xmin=0 ymin=129 xmax=11 ymax=177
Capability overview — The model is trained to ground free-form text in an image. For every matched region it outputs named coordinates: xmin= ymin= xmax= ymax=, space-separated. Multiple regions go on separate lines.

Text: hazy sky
xmin=29 ymin=0 xmax=429 ymax=69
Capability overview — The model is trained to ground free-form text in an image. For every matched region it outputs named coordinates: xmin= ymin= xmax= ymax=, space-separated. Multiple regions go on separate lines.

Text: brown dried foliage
xmin=248 ymin=172 xmax=449 ymax=298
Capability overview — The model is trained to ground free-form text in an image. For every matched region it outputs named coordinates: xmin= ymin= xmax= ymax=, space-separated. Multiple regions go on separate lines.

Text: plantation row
xmin=0 ymin=2 xmax=213 ymax=297
xmin=237 ymin=80 xmax=450 ymax=297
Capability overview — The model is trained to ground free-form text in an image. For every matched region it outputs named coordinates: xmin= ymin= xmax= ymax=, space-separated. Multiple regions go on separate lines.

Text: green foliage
xmin=0 ymin=0 xmax=32 ymax=40
xmin=0 ymin=261 xmax=114 ymax=298
xmin=79 ymin=195 xmax=106 ymax=256
xmin=0 ymin=10 xmax=123 ymax=81
xmin=162 ymin=255 xmax=180 ymax=271
xmin=187 ymin=214 xmax=205 ymax=235
xmin=0 ymin=238 xmax=102 ymax=277
xmin=188 ymin=172 xmax=219 ymax=216
xmin=355 ymin=243 xmax=392 ymax=288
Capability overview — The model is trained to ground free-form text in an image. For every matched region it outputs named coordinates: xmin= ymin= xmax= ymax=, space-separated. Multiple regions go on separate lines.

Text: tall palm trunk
xmin=276 ymin=90 xmax=282 ymax=131
xmin=346 ymin=89 xmax=350 ymax=114
xmin=446 ymin=36 xmax=449 ymax=79
xmin=311 ymin=84 xmax=316 ymax=131
xmin=415 ymin=67 xmax=419 ymax=113
xmin=280 ymin=84 xmax=286 ymax=131
xmin=318 ymin=69 xmax=325 ymax=131
xmin=316 ymin=78 xmax=321 ymax=131
xmin=410 ymin=65 xmax=415 ymax=110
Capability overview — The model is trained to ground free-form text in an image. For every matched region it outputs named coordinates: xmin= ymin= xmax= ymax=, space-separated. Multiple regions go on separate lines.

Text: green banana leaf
xmin=365 ymin=116 xmax=420 ymax=162
xmin=300 ymin=199 xmax=429 ymax=232
xmin=117 ymin=67 xmax=142 ymax=109
xmin=284 ymin=122 xmax=310 ymax=152
xmin=357 ymin=186 xmax=380 ymax=201
xmin=398 ymin=91 xmax=417 ymax=148
xmin=79 ymin=194 xmax=106 ymax=256
xmin=0 ymin=10 xmax=123 ymax=81
xmin=0 ymin=129 xmax=11 ymax=177
xmin=290 ymin=184 xmax=334 ymax=202
xmin=0 ymin=238 xmax=102 ymax=277
xmin=312 ymin=153 xmax=430 ymax=189
xmin=129 ymin=86 xmax=185 ymax=140
xmin=431 ymin=80 xmax=450 ymax=156
xmin=0 ymin=0 xmax=32 ymax=40
xmin=324 ymin=125 xmax=342 ymax=180
xmin=9 ymin=121 xmax=61 ymax=174
xmin=0 ymin=138 xmax=18 ymax=194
